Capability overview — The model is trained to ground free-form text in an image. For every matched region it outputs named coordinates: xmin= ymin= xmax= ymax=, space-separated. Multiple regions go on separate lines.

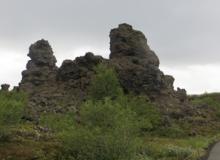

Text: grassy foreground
xmin=1 ymin=65 xmax=220 ymax=160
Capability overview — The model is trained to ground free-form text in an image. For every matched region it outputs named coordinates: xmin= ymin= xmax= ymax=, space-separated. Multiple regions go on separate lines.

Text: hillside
xmin=0 ymin=24 xmax=220 ymax=160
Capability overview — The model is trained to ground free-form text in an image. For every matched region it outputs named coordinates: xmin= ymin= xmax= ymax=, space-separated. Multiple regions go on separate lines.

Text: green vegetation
xmin=0 ymin=91 xmax=26 ymax=126
xmin=191 ymin=93 xmax=220 ymax=118
xmin=0 ymin=91 xmax=26 ymax=143
xmin=56 ymin=98 xmax=141 ymax=160
xmin=1 ymin=65 xmax=220 ymax=160
xmin=88 ymin=64 xmax=123 ymax=101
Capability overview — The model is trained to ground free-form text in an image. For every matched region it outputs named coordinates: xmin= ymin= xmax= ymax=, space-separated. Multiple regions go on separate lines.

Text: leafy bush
xmin=191 ymin=93 xmax=220 ymax=118
xmin=59 ymin=127 xmax=140 ymax=160
xmin=0 ymin=91 xmax=26 ymax=126
xmin=80 ymin=98 xmax=137 ymax=131
xmin=53 ymin=98 xmax=141 ymax=160
xmin=40 ymin=112 xmax=76 ymax=132
xmin=117 ymin=95 xmax=161 ymax=132
xmin=88 ymin=64 xmax=123 ymax=101
xmin=155 ymin=124 xmax=186 ymax=138
xmin=89 ymin=64 xmax=161 ymax=132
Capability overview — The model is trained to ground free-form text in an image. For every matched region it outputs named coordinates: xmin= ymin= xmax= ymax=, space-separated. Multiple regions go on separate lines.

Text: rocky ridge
xmin=18 ymin=23 xmax=195 ymax=120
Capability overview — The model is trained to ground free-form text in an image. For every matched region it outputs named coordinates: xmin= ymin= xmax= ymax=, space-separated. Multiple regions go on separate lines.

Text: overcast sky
xmin=0 ymin=0 xmax=220 ymax=94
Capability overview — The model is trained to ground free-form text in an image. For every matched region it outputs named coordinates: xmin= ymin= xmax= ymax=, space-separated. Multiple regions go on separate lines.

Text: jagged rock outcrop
xmin=110 ymin=23 xmax=159 ymax=66
xmin=58 ymin=52 xmax=104 ymax=87
xmin=19 ymin=23 xmax=189 ymax=120
xmin=176 ymin=87 xmax=187 ymax=102
xmin=56 ymin=52 xmax=104 ymax=108
xmin=19 ymin=42 xmax=104 ymax=120
xmin=20 ymin=39 xmax=57 ymax=94
xmin=1 ymin=84 xmax=10 ymax=91
xmin=109 ymin=24 xmax=175 ymax=97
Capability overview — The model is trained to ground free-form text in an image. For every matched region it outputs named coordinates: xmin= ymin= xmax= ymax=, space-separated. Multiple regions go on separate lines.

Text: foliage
xmin=42 ymin=98 xmax=140 ymax=160
xmin=0 ymin=127 xmax=11 ymax=143
xmin=155 ymin=124 xmax=186 ymax=138
xmin=0 ymin=91 xmax=26 ymax=143
xmin=191 ymin=93 xmax=220 ymax=118
xmin=40 ymin=112 xmax=76 ymax=132
xmin=163 ymin=145 xmax=193 ymax=159
xmin=142 ymin=135 xmax=219 ymax=160
xmin=47 ymin=65 xmax=163 ymax=160
xmin=0 ymin=91 xmax=26 ymax=126
xmin=89 ymin=64 xmax=161 ymax=132
xmin=88 ymin=64 xmax=123 ymax=101
xmin=117 ymin=95 xmax=161 ymax=132
xmin=2 ymin=65 xmax=220 ymax=160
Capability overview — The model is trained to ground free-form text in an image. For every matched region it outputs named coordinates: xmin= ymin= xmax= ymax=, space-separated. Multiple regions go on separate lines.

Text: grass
xmin=142 ymin=135 xmax=220 ymax=160
xmin=191 ymin=93 xmax=220 ymax=118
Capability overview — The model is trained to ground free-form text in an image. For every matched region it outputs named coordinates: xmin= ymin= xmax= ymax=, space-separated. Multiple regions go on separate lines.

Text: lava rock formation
xmin=19 ymin=23 xmax=189 ymax=120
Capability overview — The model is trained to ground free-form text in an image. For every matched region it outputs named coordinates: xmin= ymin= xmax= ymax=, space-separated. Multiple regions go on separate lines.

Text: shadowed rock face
xmin=58 ymin=52 xmax=104 ymax=82
xmin=19 ymin=24 xmax=188 ymax=120
xmin=28 ymin=39 xmax=56 ymax=67
xmin=109 ymin=24 xmax=174 ymax=97
xmin=110 ymin=23 xmax=159 ymax=66
xmin=20 ymin=39 xmax=58 ymax=94
xmin=19 ymin=42 xmax=104 ymax=120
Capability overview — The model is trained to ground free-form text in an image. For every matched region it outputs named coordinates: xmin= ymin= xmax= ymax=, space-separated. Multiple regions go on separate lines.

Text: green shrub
xmin=191 ymin=93 xmax=220 ymax=118
xmin=59 ymin=127 xmax=140 ymax=160
xmin=88 ymin=64 xmax=161 ymax=133
xmin=57 ymin=98 xmax=141 ymax=160
xmin=117 ymin=95 xmax=161 ymax=132
xmin=80 ymin=98 xmax=137 ymax=131
xmin=155 ymin=124 xmax=186 ymax=138
xmin=40 ymin=112 xmax=76 ymax=132
xmin=88 ymin=64 xmax=123 ymax=101
xmin=0 ymin=91 xmax=26 ymax=126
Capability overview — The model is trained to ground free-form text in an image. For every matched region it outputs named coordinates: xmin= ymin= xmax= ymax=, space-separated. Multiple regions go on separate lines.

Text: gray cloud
xmin=0 ymin=0 xmax=220 ymax=66
xmin=0 ymin=0 xmax=220 ymax=93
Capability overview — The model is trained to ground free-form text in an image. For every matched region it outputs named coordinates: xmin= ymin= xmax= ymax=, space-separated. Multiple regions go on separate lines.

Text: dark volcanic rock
xmin=19 ymin=39 xmax=59 ymax=120
xmin=28 ymin=40 xmax=56 ymax=66
xmin=18 ymin=24 xmax=192 ymax=120
xmin=58 ymin=52 xmax=103 ymax=82
xmin=110 ymin=23 xmax=159 ymax=66
xmin=19 ymin=42 xmax=104 ymax=120
xmin=176 ymin=87 xmax=187 ymax=102
xmin=109 ymin=23 xmax=174 ymax=96
xmin=1 ymin=84 xmax=10 ymax=91
xmin=12 ymin=86 xmax=19 ymax=92
xmin=20 ymin=39 xmax=58 ymax=94
xmin=57 ymin=52 xmax=104 ymax=105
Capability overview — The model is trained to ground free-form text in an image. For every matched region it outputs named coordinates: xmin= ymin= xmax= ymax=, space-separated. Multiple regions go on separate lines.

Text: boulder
xmin=1 ymin=84 xmax=10 ymax=92
xmin=176 ymin=87 xmax=187 ymax=102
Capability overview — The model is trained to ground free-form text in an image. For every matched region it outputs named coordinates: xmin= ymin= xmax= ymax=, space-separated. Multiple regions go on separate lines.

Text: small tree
xmin=88 ymin=64 xmax=123 ymax=101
